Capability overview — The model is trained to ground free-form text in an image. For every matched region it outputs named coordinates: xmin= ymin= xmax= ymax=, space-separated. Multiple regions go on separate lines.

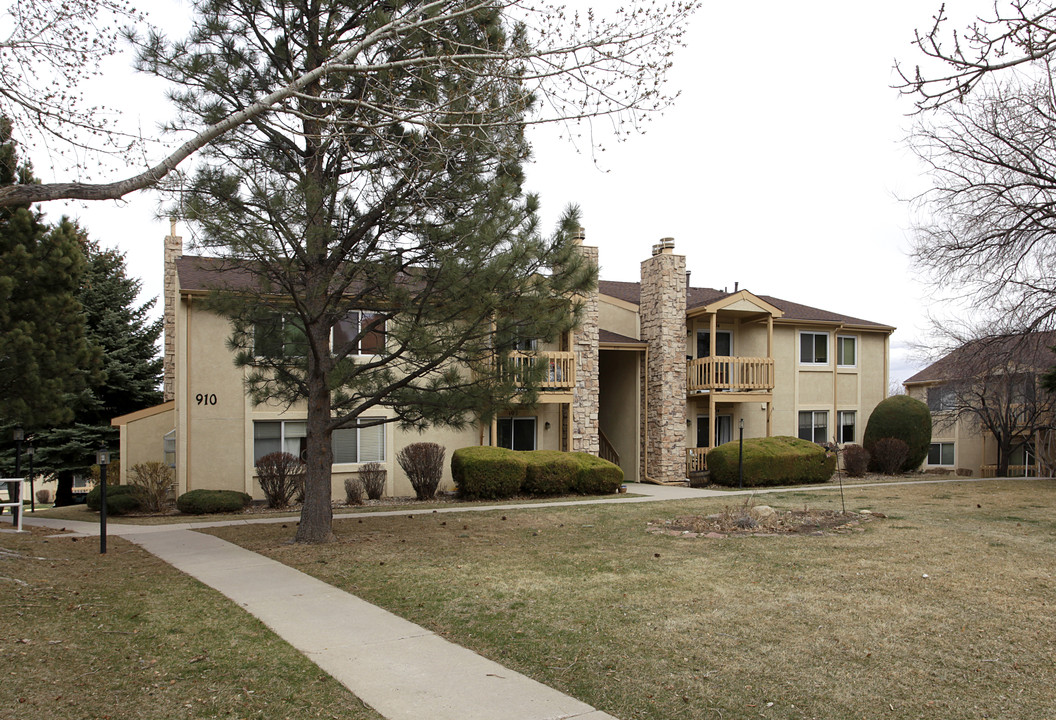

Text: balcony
xmin=687 ymin=356 xmax=774 ymax=394
xmin=503 ymin=350 xmax=576 ymax=391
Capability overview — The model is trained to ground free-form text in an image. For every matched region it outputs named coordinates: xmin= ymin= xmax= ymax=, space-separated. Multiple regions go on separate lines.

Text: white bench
xmin=1 ymin=478 xmax=26 ymax=532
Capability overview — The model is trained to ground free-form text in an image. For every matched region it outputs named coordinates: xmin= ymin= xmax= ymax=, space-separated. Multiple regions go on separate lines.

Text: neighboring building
xmin=904 ymin=332 xmax=1056 ymax=478
xmin=114 ymin=231 xmax=894 ymax=497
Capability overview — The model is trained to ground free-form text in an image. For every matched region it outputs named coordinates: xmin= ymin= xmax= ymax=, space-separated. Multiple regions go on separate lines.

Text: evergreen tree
xmin=35 ymin=239 xmax=164 ymax=505
xmin=142 ymin=1 xmax=596 ymax=542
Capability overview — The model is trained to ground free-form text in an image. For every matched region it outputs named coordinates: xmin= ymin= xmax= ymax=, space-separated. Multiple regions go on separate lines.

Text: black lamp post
xmin=10 ymin=427 xmax=23 ymax=526
xmin=25 ymin=444 xmax=35 ymax=513
xmin=97 ymin=446 xmax=110 ymax=554
xmin=738 ymin=418 xmax=745 ymax=490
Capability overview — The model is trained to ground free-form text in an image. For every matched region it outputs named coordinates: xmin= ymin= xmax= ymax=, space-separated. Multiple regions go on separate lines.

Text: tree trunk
xmin=997 ymin=439 xmax=1011 ymax=477
xmin=53 ymin=470 xmax=76 ymax=506
xmin=295 ymin=322 xmax=336 ymax=543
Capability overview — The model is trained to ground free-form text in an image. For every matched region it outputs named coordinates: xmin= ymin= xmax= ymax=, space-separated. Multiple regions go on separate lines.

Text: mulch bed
xmin=648 ymin=505 xmax=886 ymax=539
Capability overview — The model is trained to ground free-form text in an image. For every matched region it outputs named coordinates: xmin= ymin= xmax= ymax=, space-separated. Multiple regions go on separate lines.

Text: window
xmin=837 ymin=410 xmax=856 ymax=444
xmin=333 ymin=310 xmax=385 ymax=356
xmin=926 ymin=385 xmax=956 ymax=412
xmin=163 ymin=429 xmax=176 ymax=469
xmin=696 ymin=330 xmax=732 ymax=358
xmin=332 ymin=419 xmax=386 ymax=463
xmin=1009 ymin=442 xmax=1035 ymax=468
xmin=253 ymin=420 xmax=307 ymax=463
xmin=254 ymin=418 xmax=385 ymax=465
xmin=799 ymin=332 xmax=828 ymax=365
xmin=836 ymin=335 xmax=857 ymax=367
xmin=513 ymin=338 xmax=537 ymax=352
xmin=497 ymin=417 xmax=536 ymax=450
xmin=928 ymin=442 xmax=954 ymax=466
xmin=798 ymin=410 xmax=828 ymax=444
xmin=253 ymin=311 xmax=307 ymax=358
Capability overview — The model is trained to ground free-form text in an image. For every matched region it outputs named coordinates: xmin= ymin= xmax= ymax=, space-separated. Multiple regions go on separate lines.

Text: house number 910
xmin=196 ymin=393 xmax=217 ymax=406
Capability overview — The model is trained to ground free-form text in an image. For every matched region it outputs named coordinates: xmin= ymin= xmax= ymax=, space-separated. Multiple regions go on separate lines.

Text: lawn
xmin=208 ymin=478 xmax=1056 ymax=720
xmin=1 ymin=525 xmax=383 ymax=720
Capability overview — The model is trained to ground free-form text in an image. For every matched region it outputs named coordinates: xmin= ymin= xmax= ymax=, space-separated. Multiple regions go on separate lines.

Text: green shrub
xmin=569 ymin=453 xmax=624 ymax=494
xmin=863 ymin=395 xmax=932 ymax=472
xmin=451 ymin=446 xmax=526 ymax=499
xmin=176 ymin=489 xmax=252 ymax=515
xmin=706 ymin=436 xmax=836 ymax=487
xmin=523 ymin=451 xmax=578 ymax=495
xmin=85 ymin=483 xmax=141 ymax=515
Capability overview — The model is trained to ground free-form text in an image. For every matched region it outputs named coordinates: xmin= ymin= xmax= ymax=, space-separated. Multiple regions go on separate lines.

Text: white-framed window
xmin=513 ymin=338 xmax=537 ymax=352
xmin=928 ymin=442 xmax=954 ymax=466
xmin=798 ymin=410 xmax=828 ymax=444
xmin=497 ymin=416 xmax=536 ymax=450
xmin=836 ymin=335 xmax=857 ymax=368
xmin=333 ymin=310 xmax=386 ymax=356
xmin=253 ymin=311 xmax=307 ymax=358
xmin=163 ymin=429 xmax=176 ymax=468
xmin=926 ymin=385 xmax=956 ymax=412
xmin=799 ymin=331 xmax=829 ymax=365
xmin=332 ymin=419 xmax=386 ymax=464
xmin=254 ymin=418 xmax=385 ymax=465
xmin=837 ymin=410 xmax=856 ymax=444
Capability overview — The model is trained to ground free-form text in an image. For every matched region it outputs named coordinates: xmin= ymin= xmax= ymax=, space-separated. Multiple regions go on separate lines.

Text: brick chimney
xmin=640 ymin=238 xmax=686 ymax=482
xmin=163 ymin=218 xmax=183 ymax=402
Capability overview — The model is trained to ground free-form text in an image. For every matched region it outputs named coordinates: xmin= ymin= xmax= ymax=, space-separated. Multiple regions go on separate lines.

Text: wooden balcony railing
xmin=687 ymin=356 xmax=774 ymax=393
xmin=503 ymin=350 xmax=576 ymax=390
xmin=686 ymin=447 xmax=708 ymax=475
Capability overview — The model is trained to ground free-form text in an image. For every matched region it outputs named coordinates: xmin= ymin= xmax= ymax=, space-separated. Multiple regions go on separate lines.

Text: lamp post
xmin=10 ymin=427 xmax=23 ymax=526
xmin=738 ymin=418 xmax=745 ymax=490
xmin=25 ymin=444 xmax=35 ymax=513
xmin=97 ymin=446 xmax=110 ymax=554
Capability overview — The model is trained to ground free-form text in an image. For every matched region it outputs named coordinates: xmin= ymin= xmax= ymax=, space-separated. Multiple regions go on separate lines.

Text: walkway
xmin=19 ymin=476 xmax=1041 ymax=720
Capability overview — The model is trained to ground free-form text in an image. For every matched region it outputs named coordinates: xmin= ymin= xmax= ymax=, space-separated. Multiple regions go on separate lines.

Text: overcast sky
xmin=32 ymin=0 xmax=997 ymax=386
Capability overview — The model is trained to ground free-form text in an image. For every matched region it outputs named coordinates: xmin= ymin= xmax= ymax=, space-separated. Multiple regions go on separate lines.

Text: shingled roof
xmin=904 ymin=331 xmax=1056 ymax=384
xmin=597 ymin=279 xmax=891 ymax=329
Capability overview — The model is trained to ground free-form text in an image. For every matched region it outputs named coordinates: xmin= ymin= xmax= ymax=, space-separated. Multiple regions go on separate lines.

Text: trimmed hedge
xmin=451 ymin=446 xmax=623 ymax=499
xmin=176 ymin=489 xmax=252 ymax=515
xmin=706 ymin=436 xmax=836 ymax=487
xmin=451 ymin=446 xmax=527 ymax=499
xmin=863 ymin=395 xmax=932 ymax=472
xmin=85 ymin=483 xmax=141 ymax=515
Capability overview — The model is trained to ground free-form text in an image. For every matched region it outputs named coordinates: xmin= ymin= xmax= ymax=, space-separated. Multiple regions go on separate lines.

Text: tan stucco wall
xmin=599 ymin=296 xmax=639 ymax=339
xmin=117 ymin=406 xmax=175 ymax=484
xmin=598 ymin=349 xmax=640 ymax=482
xmin=907 ymin=384 xmax=986 ymax=476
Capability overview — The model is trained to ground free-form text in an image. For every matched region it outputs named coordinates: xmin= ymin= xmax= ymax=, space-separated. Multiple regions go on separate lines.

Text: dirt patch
xmin=648 ymin=500 xmax=885 ymax=538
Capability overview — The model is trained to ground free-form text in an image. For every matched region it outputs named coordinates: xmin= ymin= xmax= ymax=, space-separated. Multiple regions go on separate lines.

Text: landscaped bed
xmin=208 ymin=477 xmax=1056 ymax=720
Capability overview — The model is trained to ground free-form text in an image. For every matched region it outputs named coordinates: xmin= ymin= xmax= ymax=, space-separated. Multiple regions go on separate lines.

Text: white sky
xmin=31 ymin=0 xmax=997 ymax=386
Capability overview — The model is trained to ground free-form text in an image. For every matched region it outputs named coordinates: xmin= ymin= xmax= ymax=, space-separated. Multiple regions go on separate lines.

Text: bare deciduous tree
xmin=0 ymin=0 xmax=698 ymax=207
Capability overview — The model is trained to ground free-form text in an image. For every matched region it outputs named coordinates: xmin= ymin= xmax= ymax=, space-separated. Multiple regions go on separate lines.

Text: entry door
xmin=715 ymin=415 xmax=733 ymax=447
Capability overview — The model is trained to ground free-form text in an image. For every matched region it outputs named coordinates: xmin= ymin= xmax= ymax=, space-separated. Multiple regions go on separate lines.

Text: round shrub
xmin=85 ymin=483 xmax=141 ymax=515
xmin=706 ymin=436 xmax=836 ymax=487
xmin=176 ymin=489 xmax=252 ymax=515
xmin=523 ymin=451 xmax=578 ymax=495
xmin=841 ymin=444 xmax=870 ymax=478
xmin=863 ymin=395 xmax=932 ymax=472
xmin=451 ymin=446 xmax=526 ymax=499
xmin=569 ymin=453 xmax=624 ymax=494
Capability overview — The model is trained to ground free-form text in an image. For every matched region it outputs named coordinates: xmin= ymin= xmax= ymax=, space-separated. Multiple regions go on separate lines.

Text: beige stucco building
xmin=114 ymin=231 xmax=894 ymax=497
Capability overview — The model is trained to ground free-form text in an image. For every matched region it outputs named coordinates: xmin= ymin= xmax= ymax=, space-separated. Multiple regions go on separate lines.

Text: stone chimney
xmin=571 ymin=227 xmax=599 ymax=454
xmin=640 ymin=237 xmax=686 ymax=482
xmin=163 ymin=218 xmax=183 ymax=402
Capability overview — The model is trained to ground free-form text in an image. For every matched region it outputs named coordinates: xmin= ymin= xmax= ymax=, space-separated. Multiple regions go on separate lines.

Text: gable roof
xmin=904 ymin=331 xmax=1056 ymax=385
xmin=597 ymin=279 xmax=892 ymax=330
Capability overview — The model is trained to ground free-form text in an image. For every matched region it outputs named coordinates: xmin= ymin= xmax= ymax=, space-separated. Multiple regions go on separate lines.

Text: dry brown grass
xmin=209 ymin=478 xmax=1056 ymax=720
xmin=1 ymin=525 xmax=382 ymax=720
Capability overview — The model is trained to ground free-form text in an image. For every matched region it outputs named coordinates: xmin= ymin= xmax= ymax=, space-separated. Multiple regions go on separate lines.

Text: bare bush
xmin=35 ymin=489 xmax=52 ymax=504
xmin=396 ymin=443 xmax=446 ymax=501
xmin=128 ymin=461 xmax=175 ymax=513
xmin=255 ymin=452 xmax=305 ymax=509
xmin=344 ymin=477 xmax=365 ymax=506
xmin=842 ymin=445 xmax=870 ymax=478
xmin=871 ymin=438 xmax=909 ymax=476
xmin=359 ymin=462 xmax=386 ymax=500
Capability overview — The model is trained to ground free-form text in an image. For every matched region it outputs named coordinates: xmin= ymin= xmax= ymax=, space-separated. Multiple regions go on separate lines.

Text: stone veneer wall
xmin=572 ymin=240 xmax=600 ymax=454
xmin=640 ymin=242 xmax=686 ymax=482
xmin=163 ymin=221 xmax=183 ymax=402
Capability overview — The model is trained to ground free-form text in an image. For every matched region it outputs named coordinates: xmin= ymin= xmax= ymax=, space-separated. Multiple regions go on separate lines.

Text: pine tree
xmin=142 ymin=1 xmax=596 ymax=542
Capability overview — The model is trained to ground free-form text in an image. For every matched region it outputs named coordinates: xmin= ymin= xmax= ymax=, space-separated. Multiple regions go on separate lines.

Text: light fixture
xmin=544 ymin=421 xmax=551 ymax=431
xmin=12 ymin=427 xmax=24 ymax=442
